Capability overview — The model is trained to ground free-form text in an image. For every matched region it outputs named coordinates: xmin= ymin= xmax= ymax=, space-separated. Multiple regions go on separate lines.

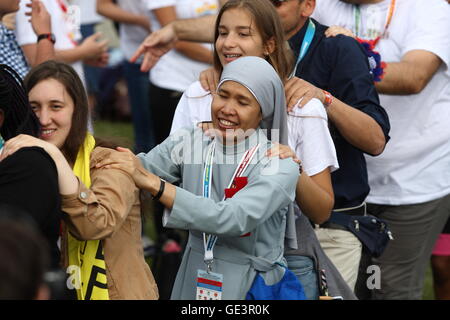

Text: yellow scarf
xmin=68 ymin=133 xmax=109 ymax=300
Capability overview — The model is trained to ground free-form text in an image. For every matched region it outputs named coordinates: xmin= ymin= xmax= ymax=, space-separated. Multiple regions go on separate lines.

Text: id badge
xmin=196 ymin=269 xmax=223 ymax=300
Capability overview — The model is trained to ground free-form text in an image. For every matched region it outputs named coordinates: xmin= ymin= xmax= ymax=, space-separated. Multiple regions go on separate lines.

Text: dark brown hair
xmin=213 ymin=0 xmax=294 ymax=82
xmin=24 ymin=61 xmax=88 ymax=164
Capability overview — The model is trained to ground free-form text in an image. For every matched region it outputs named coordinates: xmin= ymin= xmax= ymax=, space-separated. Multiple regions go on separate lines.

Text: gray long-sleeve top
xmin=138 ymin=128 xmax=299 ymax=299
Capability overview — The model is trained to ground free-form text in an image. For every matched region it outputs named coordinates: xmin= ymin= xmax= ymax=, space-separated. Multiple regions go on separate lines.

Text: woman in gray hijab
xmin=96 ymin=56 xmax=300 ymax=299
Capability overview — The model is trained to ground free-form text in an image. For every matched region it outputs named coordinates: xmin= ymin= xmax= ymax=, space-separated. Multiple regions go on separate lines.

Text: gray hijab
xmin=218 ymin=56 xmax=298 ymax=250
xmin=218 ymin=56 xmax=289 ymax=146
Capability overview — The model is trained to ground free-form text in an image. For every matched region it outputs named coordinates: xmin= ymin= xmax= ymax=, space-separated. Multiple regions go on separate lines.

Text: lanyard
xmin=354 ymin=5 xmax=362 ymax=37
xmin=202 ymin=140 xmax=260 ymax=272
xmin=383 ymin=0 xmax=396 ymax=38
xmin=353 ymin=0 xmax=396 ymax=43
xmin=290 ymin=18 xmax=316 ymax=78
xmin=203 ymin=141 xmax=216 ymax=199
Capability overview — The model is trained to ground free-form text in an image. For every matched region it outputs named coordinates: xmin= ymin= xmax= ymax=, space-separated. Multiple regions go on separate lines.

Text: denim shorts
xmin=285 ymin=255 xmax=319 ymax=300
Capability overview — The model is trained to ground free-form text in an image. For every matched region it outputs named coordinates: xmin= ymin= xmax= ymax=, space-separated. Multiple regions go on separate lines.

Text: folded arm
xmin=375 ymin=50 xmax=442 ymax=95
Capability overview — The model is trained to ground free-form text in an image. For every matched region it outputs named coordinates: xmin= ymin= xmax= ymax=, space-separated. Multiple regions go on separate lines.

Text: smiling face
xmin=211 ymin=80 xmax=262 ymax=144
xmin=215 ymin=8 xmax=268 ymax=67
xmin=28 ymin=78 xmax=74 ymax=150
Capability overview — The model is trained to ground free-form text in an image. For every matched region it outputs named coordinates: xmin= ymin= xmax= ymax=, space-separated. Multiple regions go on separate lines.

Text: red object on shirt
xmin=224 ymin=177 xmax=251 ymax=237
xmin=224 ymin=177 xmax=248 ymax=198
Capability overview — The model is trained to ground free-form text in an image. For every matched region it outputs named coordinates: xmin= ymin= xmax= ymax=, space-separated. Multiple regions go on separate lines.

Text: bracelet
xmin=37 ymin=33 xmax=56 ymax=44
xmin=322 ymin=90 xmax=333 ymax=108
xmin=152 ymin=178 xmax=166 ymax=201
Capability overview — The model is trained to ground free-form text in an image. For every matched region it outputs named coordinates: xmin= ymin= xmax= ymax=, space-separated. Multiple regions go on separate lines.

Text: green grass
xmin=423 ymin=265 xmax=435 ymax=300
xmin=93 ymin=119 xmax=438 ymax=299
xmin=93 ymin=119 xmax=135 ymax=149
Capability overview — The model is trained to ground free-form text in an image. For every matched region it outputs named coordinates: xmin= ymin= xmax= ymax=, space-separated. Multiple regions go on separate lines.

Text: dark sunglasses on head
xmin=270 ymin=0 xmax=289 ymax=7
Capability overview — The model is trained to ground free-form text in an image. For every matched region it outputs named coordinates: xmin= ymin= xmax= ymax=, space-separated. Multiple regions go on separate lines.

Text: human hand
xmin=199 ymin=67 xmax=220 ymax=93
xmin=285 ymin=77 xmax=325 ymax=112
xmin=130 ymin=23 xmax=178 ymax=72
xmin=196 ymin=121 xmax=216 ymax=137
xmin=325 ymin=25 xmax=356 ymax=39
xmin=0 ymin=134 xmax=58 ymax=161
xmin=26 ymin=0 xmax=51 ymax=35
xmin=84 ymin=51 xmax=109 ymax=67
xmin=266 ymin=143 xmax=301 ymax=164
xmin=80 ymin=32 xmax=109 ymax=61
xmin=95 ymin=147 xmax=153 ymax=189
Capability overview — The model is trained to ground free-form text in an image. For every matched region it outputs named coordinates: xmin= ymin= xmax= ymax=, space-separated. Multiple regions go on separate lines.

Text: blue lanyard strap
xmin=202 ymin=142 xmax=217 ymax=271
xmin=290 ymin=18 xmax=316 ymax=78
xmin=203 ymin=141 xmax=216 ymax=199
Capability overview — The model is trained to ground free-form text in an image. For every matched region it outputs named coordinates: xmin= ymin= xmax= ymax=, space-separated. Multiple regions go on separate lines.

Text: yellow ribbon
xmin=68 ymin=133 xmax=109 ymax=300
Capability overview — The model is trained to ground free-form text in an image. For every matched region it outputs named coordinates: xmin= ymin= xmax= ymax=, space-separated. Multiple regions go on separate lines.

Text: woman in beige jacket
xmin=1 ymin=60 xmax=158 ymax=300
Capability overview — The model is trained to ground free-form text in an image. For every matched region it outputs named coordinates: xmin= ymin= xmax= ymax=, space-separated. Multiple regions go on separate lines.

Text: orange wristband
xmin=322 ymin=90 xmax=333 ymax=108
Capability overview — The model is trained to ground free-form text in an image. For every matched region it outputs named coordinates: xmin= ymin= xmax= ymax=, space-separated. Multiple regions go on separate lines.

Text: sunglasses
xmin=270 ymin=0 xmax=289 ymax=7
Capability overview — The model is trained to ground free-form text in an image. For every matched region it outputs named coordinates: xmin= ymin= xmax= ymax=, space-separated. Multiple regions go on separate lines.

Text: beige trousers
xmin=315 ymin=228 xmax=362 ymax=291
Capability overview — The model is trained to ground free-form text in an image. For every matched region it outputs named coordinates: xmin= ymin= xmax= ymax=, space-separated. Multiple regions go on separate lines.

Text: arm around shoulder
xmin=375 ymin=50 xmax=443 ymax=95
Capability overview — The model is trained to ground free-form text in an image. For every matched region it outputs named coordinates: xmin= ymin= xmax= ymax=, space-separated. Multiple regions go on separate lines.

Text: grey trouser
xmin=367 ymin=193 xmax=450 ymax=300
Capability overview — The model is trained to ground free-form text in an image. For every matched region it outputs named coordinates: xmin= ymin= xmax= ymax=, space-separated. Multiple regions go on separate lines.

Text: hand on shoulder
xmin=0 ymin=134 xmax=59 ymax=162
